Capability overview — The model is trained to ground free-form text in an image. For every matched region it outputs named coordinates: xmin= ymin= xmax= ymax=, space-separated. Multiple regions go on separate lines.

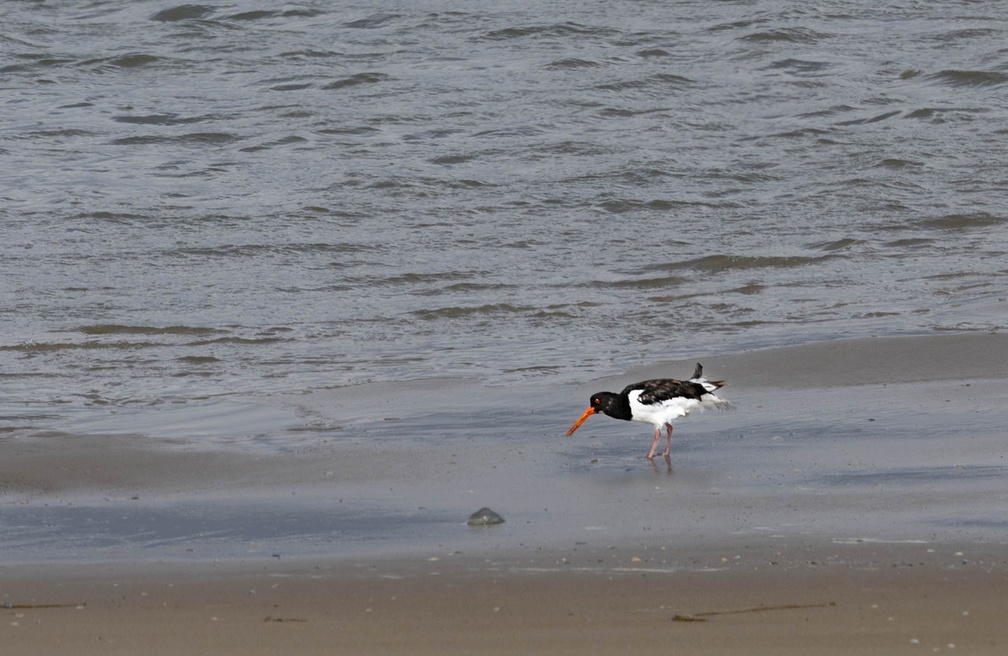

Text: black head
xmin=589 ymin=392 xmax=616 ymax=413
xmin=567 ymin=391 xmax=629 ymax=436
xmin=588 ymin=391 xmax=631 ymax=421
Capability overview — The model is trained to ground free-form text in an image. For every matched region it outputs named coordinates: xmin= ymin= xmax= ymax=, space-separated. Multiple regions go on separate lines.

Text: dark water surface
xmin=3 ymin=2 xmax=1007 ymax=441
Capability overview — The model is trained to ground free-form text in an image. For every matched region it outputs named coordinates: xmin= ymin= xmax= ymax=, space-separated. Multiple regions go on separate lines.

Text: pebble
xmin=467 ymin=507 xmax=505 ymax=526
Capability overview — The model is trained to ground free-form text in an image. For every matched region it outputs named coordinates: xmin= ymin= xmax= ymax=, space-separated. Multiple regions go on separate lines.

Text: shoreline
xmin=2 ymin=332 xmax=1007 ymax=563
xmin=2 ymin=332 xmax=1007 ymax=652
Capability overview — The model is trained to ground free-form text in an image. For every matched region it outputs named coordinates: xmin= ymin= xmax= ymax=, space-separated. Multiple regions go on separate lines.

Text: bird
xmin=564 ymin=363 xmax=730 ymax=460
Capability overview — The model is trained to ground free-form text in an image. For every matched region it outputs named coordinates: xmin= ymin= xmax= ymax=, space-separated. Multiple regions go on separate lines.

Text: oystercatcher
xmin=565 ymin=363 xmax=730 ymax=459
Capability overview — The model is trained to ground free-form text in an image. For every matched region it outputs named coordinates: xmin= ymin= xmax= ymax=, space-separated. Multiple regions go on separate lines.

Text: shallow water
xmin=1 ymin=337 xmax=1006 ymax=563
xmin=3 ymin=1 xmax=1008 ymax=443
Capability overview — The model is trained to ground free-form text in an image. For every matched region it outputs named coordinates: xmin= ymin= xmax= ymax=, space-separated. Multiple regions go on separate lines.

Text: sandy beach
xmin=3 ymin=540 xmax=1007 ymax=655
xmin=2 ymin=333 xmax=1007 ymax=653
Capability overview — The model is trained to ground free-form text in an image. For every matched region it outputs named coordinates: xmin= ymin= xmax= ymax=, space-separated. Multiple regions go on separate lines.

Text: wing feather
xmin=623 ymin=379 xmax=707 ymax=405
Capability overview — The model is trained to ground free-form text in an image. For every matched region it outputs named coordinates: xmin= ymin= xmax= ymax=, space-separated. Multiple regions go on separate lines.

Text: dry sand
xmin=2 ymin=333 xmax=1007 ymax=653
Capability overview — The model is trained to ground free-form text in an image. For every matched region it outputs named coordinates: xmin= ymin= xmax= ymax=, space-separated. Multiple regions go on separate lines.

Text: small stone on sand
xmin=467 ymin=507 xmax=505 ymax=526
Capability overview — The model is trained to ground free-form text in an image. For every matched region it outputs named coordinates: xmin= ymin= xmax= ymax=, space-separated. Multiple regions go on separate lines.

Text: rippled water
xmin=3 ymin=1 xmax=1007 ymax=438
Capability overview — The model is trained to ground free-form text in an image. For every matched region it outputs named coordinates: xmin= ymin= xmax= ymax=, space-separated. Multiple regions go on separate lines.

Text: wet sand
xmin=3 ymin=540 xmax=1007 ymax=655
xmin=2 ymin=333 xmax=1007 ymax=652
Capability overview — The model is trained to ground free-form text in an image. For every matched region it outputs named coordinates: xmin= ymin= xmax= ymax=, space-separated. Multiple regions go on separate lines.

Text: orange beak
xmin=565 ymin=407 xmax=596 ymax=436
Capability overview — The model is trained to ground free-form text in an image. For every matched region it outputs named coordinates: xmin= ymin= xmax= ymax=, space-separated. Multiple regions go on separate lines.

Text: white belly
xmin=627 ymin=390 xmax=725 ymax=427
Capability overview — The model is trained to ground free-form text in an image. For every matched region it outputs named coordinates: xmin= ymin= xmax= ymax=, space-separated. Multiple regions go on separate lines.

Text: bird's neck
xmin=599 ymin=392 xmax=633 ymax=421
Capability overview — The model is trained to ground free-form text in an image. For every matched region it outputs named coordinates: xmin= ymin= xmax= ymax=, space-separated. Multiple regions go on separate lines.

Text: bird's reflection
xmin=648 ymin=453 xmax=673 ymax=476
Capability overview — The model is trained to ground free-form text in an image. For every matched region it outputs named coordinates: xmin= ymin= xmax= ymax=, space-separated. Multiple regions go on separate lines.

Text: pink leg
xmin=646 ymin=426 xmax=661 ymax=459
xmin=661 ymin=424 xmax=673 ymax=457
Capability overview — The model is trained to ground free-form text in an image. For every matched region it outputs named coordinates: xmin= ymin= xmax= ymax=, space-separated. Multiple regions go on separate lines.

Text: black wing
xmin=622 ymin=378 xmax=708 ymax=405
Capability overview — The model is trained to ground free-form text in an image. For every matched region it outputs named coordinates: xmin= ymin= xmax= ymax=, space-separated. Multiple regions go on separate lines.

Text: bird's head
xmin=565 ymin=392 xmax=616 ymax=436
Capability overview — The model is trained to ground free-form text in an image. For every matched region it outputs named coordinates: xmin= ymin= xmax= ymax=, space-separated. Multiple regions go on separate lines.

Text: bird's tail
xmin=691 ymin=363 xmax=732 ymax=411
xmin=689 ymin=363 xmax=726 ymax=393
